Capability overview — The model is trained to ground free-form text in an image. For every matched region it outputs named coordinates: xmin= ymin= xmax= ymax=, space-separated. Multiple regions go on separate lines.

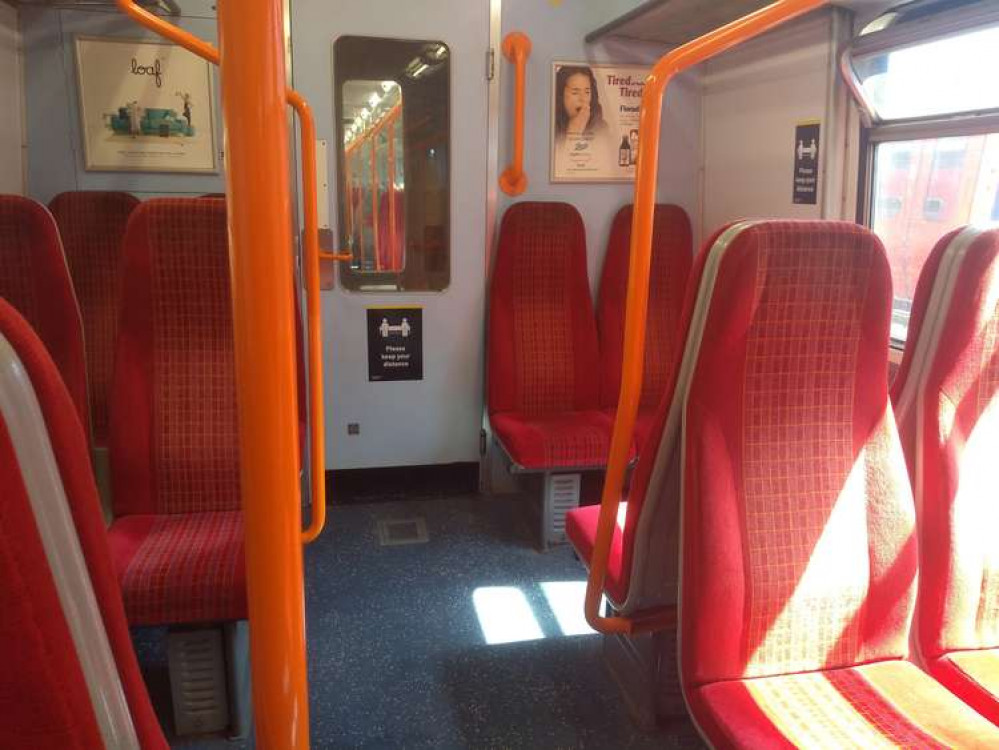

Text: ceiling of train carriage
xmin=587 ymin=0 xmax=911 ymax=45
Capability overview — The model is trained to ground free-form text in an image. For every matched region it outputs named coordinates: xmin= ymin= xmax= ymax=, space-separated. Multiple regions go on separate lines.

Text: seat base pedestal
xmin=602 ymin=626 xmax=684 ymax=730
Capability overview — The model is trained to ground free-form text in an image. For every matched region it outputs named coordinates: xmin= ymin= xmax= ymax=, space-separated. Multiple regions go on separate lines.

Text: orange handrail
xmin=498 ymin=32 xmax=531 ymax=196
xmin=585 ymin=0 xmax=828 ymax=635
xmin=116 ymin=0 xmax=329 ymax=544
xmin=287 ymin=88 xmax=327 ymax=544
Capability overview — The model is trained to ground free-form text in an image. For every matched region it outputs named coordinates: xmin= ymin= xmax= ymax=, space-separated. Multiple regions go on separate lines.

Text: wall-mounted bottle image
xmin=629 ymin=128 xmax=639 ymax=165
xmin=619 ymin=135 xmax=631 ymax=167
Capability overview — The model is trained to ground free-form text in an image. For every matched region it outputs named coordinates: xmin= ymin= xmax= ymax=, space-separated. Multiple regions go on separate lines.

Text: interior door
xmin=291 ymin=1 xmax=490 ymax=470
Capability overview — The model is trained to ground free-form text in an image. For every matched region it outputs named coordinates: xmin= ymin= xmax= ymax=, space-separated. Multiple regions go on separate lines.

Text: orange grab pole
xmin=585 ymin=0 xmax=828 ymax=635
xmin=287 ymin=89 xmax=327 ymax=544
xmin=116 ymin=0 xmax=331 ymax=543
xmin=498 ymin=32 xmax=531 ymax=196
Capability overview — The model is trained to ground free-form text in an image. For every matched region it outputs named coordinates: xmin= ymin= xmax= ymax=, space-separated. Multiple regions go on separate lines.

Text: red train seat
xmin=597 ymin=204 xmax=692 ymax=452
xmin=49 ymin=191 xmax=140 ymax=446
xmin=0 ymin=299 xmax=167 ymax=749
xmin=109 ymin=198 xmax=247 ymax=626
xmin=0 ymin=194 xmax=89 ymax=432
xmin=566 ymin=220 xmax=732 ymax=614
xmin=893 ymin=226 xmax=999 ymax=725
xmin=488 ymin=201 xmax=624 ymax=470
xmin=675 ymin=221 xmax=999 ymax=747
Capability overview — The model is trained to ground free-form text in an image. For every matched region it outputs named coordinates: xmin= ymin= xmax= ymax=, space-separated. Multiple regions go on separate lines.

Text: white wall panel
xmin=700 ymin=9 xmax=854 ymax=236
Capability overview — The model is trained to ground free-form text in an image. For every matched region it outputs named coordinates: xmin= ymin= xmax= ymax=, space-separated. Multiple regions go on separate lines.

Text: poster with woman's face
xmin=550 ymin=62 xmax=649 ymax=183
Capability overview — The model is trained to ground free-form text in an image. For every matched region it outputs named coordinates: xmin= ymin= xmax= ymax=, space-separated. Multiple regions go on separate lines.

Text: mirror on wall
xmin=334 ymin=36 xmax=450 ymax=292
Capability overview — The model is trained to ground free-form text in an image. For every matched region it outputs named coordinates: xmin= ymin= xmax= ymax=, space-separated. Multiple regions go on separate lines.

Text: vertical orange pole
xmin=499 ymin=32 xmax=531 ymax=195
xmin=216 ymin=0 xmax=310 ymax=746
xmin=371 ymin=141 xmax=381 ymax=271
xmin=387 ymin=121 xmax=397 ymax=270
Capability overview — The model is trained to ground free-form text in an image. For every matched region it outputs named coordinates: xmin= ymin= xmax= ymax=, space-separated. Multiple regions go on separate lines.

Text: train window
xmin=850 ymin=23 xmax=999 ymax=122
xmin=847 ymin=4 xmax=999 ymax=343
xmin=333 ymin=36 xmax=450 ymax=292
xmin=870 ymin=133 xmax=999 ymax=342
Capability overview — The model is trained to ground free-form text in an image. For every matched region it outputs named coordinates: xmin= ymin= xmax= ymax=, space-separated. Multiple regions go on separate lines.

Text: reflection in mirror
xmin=343 ymin=80 xmax=405 ymax=274
xmin=334 ymin=37 xmax=450 ymax=292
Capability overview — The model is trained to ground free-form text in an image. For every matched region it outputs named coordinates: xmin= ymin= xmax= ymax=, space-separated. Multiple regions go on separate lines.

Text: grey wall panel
xmin=21 ymin=3 xmax=224 ymax=204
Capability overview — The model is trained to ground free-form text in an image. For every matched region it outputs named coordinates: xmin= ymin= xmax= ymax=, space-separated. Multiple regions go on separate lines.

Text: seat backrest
xmin=0 ymin=194 xmax=89 ymax=430
xmin=110 ymin=198 xmax=241 ymax=517
xmin=892 ymin=227 xmax=999 ymax=662
xmin=0 ymin=299 xmax=166 ymax=749
xmin=49 ymin=191 xmax=140 ymax=445
xmin=488 ymin=202 xmax=600 ymax=415
xmin=674 ymin=221 xmax=914 ymax=688
xmin=597 ymin=204 xmax=692 ymax=409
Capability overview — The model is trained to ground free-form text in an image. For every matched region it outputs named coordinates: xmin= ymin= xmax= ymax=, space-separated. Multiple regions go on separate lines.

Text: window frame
xmin=850 ymin=4 xmax=999 ymax=348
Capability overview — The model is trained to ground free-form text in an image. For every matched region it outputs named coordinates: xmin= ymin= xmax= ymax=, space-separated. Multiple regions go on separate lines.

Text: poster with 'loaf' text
xmin=75 ymin=36 xmax=217 ymax=173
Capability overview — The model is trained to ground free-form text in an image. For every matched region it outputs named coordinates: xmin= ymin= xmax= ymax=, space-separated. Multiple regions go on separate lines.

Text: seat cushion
xmin=108 ymin=512 xmax=246 ymax=625
xmin=566 ymin=503 xmax=626 ymax=605
xmin=48 ymin=191 xmax=139 ymax=444
xmin=927 ymin=649 xmax=999 ymax=724
xmin=597 ymin=204 xmax=692 ymax=410
xmin=491 ymin=410 xmax=624 ymax=470
xmin=689 ymin=660 xmax=999 ymax=749
xmin=488 ymin=202 xmax=601 ymax=417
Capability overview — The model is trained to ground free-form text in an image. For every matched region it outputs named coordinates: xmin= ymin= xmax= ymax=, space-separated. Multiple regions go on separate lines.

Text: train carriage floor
xmin=132 ymin=494 xmax=703 ymax=749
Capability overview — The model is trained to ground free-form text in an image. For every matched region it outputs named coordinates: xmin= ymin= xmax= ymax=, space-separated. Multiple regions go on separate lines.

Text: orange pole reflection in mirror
xmin=585 ymin=0 xmax=829 ymax=635
xmin=499 ymin=32 xmax=531 ymax=195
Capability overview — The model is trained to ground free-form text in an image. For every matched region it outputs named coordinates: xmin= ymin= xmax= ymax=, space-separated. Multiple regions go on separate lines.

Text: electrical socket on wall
xmin=347 ymin=422 xmax=360 ymax=436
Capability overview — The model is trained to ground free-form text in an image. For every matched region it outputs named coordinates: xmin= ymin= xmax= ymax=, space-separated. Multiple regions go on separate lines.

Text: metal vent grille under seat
xmin=543 ymin=472 xmax=581 ymax=547
xmin=167 ymin=628 xmax=230 ymax=736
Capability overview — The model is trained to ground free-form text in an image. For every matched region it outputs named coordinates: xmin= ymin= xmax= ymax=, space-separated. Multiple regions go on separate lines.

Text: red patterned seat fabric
xmin=565 ymin=501 xmax=627 ymax=602
xmin=49 ymin=191 xmax=139 ymax=445
xmin=892 ymin=227 xmax=999 ymax=724
xmin=597 ymin=204 xmax=692 ymax=451
xmin=675 ymin=221 xmax=999 ymax=747
xmin=0 ymin=195 xmax=89 ymax=431
xmin=489 ymin=202 xmax=626 ymax=469
xmin=110 ymin=512 xmax=247 ymax=625
xmin=0 ymin=299 xmax=167 ymax=749
xmin=109 ymin=198 xmax=246 ymax=625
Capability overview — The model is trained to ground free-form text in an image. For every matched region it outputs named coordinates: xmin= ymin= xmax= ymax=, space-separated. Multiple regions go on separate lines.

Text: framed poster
xmin=75 ymin=36 xmax=217 ymax=173
xmin=550 ymin=62 xmax=649 ymax=183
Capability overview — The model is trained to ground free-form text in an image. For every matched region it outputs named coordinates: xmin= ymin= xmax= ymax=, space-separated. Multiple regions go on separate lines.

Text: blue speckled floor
xmin=140 ymin=494 xmax=702 ymax=749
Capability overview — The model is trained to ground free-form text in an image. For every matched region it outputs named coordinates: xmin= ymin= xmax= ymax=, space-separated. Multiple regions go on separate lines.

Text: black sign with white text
xmin=367 ymin=308 xmax=423 ymax=382
xmin=792 ymin=122 xmax=821 ymax=205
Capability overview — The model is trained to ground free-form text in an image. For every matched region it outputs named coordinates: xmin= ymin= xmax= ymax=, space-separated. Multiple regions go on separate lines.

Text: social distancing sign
xmin=366 ymin=307 xmax=423 ymax=382
xmin=793 ymin=121 xmax=820 ymax=205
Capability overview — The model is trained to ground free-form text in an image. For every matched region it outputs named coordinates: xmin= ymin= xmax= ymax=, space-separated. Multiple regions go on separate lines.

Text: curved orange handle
xmin=116 ymin=0 xmax=327 ymax=545
xmin=286 ymin=90 xmax=327 ymax=545
xmin=499 ymin=32 xmax=531 ymax=196
xmin=584 ymin=0 xmax=828 ymax=635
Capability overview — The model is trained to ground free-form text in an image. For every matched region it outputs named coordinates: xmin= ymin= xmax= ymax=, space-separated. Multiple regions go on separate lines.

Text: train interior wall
xmin=8 ymin=1 xmax=875 ymax=472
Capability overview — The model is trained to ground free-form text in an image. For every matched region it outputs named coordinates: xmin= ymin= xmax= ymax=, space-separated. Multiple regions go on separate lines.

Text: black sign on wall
xmin=367 ymin=307 xmax=423 ymax=382
xmin=792 ymin=121 xmax=821 ymax=205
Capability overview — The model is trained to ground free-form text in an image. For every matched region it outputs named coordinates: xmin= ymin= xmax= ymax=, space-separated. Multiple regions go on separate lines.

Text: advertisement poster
xmin=367 ymin=307 xmax=423 ymax=382
xmin=550 ymin=62 xmax=649 ymax=183
xmin=75 ymin=37 xmax=217 ymax=173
